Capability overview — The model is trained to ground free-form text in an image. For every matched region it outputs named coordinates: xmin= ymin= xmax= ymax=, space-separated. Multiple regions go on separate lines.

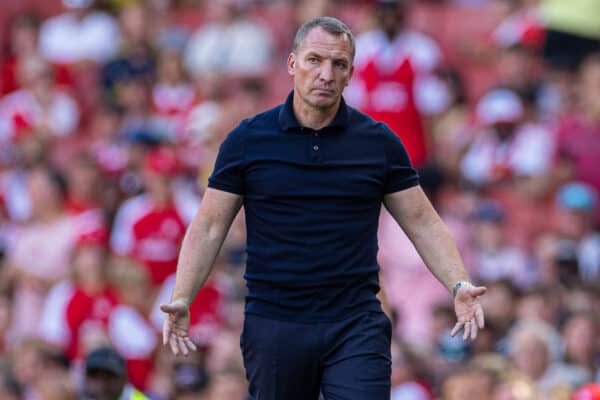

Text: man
xmin=345 ymin=0 xmax=443 ymax=167
xmin=161 ymin=17 xmax=486 ymax=399
xmin=110 ymin=146 xmax=196 ymax=286
xmin=82 ymin=346 xmax=149 ymax=400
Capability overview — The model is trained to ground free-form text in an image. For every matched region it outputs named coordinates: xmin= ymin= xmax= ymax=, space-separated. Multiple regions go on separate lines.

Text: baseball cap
xmin=573 ymin=383 xmax=600 ymax=400
xmin=143 ymin=147 xmax=180 ymax=176
xmin=475 ymin=89 xmax=524 ymax=126
xmin=556 ymin=182 xmax=598 ymax=212
xmin=85 ymin=347 xmax=126 ymax=376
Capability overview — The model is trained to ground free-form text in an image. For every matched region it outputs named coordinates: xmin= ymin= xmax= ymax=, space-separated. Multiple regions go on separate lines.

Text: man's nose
xmin=319 ymin=61 xmax=334 ymax=82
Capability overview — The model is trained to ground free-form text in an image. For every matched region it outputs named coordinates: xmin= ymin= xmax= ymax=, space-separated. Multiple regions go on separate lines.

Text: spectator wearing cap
xmin=83 ymin=346 xmax=149 ymax=400
xmin=110 ymin=146 xmax=198 ymax=286
xmin=39 ymin=0 xmax=122 ymax=65
xmin=470 ymin=201 xmax=533 ymax=288
xmin=552 ymin=182 xmax=600 ymax=281
xmin=460 ymin=88 xmax=554 ymax=187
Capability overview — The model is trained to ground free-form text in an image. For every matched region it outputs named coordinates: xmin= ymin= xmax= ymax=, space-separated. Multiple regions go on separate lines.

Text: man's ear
xmin=287 ymin=53 xmax=296 ymax=77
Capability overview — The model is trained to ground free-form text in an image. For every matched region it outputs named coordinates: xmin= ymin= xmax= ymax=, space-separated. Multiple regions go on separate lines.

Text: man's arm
xmin=170 ymin=188 xmax=243 ymax=305
xmin=383 ymin=186 xmax=469 ymax=292
xmin=383 ymin=185 xmax=486 ymax=340
xmin=161 ymin=188 xmax=243 ymax=355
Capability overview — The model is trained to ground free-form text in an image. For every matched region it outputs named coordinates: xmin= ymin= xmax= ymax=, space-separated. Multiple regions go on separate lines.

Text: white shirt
xmin=184 ymin=19 xmax=272 ymax=75
xmin=39 ymin=11 xmax=121 ymax=64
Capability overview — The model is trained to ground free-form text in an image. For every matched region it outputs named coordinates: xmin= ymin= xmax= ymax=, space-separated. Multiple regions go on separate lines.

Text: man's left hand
xmin=450 ymin=284 xmax=486 ymax=341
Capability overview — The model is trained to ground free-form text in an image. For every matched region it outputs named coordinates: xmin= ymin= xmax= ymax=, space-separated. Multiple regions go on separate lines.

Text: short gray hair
xmin=293 ymin=17 xmax=355 ymax=60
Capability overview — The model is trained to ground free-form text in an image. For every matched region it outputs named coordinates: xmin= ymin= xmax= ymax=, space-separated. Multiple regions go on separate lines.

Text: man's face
xmin=288 ymin=27 xmax=354 ymax=111
xmin=85 ymin=370 xmax=126 ymax=400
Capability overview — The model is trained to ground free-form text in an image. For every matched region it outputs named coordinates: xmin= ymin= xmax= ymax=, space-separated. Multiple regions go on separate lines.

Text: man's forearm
xmin=170 ymin=188 xmax=243 ymax=306
xmin=405 ymin=211 xmax=470 ymax=293
xmin=170 ymin=217 xmax=228 ymax=306
xmin=384 ymin=187 xmax=471 ymax=294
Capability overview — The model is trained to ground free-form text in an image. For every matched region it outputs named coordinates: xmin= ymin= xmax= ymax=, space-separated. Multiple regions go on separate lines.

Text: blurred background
xmin=0 ymin=0 xmax=599 ymax=399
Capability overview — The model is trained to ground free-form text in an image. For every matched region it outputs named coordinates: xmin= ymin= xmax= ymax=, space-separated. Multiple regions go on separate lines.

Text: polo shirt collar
xmin=278 ymin=91 xmax=349 ymax=132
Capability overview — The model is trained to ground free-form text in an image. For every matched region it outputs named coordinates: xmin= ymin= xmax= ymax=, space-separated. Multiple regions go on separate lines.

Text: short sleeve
xmin=381 ymin=124 xmax=420 ymax=193
xmin=208 ymin=124 xmax=246 ymax=194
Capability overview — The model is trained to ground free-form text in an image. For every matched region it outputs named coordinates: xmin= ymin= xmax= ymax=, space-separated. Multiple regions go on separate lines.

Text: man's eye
xmin=308 ymin=58 xmax=319 ymax=64
xmin=335 ymin=62 xmax=347 ymax=69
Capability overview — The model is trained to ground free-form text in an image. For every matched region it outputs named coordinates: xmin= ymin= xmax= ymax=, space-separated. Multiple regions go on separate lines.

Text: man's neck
xmin=293 ymin=94 xmax=340 ymax=130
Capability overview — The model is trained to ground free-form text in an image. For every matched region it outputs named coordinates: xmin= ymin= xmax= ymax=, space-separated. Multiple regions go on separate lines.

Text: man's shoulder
xmin=237 ymin=104 xmax=283 ymax=133
xmin=345 ymin=105 xmax=387 ymax=135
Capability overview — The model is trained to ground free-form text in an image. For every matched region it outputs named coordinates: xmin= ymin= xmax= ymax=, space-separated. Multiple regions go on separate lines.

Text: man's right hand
xmin=160 ymin=299 xmax=198 ymax=356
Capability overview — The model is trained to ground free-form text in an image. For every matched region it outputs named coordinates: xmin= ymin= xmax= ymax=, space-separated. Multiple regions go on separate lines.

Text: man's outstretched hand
xmin=450 ymin=284 xmax=486 ymax=341
xmin=160 ymin=299 xmax=198 ymax=356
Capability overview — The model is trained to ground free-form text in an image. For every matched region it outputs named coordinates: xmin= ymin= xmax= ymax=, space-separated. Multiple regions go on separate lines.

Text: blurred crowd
xmin=0 ymin=0 xmax=599 ymax=399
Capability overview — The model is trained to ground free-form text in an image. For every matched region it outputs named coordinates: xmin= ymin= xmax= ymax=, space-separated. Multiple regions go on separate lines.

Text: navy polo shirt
xmin=208 ymin=92 xmax=419 ymax=322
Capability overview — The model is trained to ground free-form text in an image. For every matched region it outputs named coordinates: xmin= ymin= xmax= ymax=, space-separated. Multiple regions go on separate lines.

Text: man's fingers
xmin=162 ymin=321 xmax=169 ymax=346
xmin=469 ymin=286 xmax=487 ymax=297
xmin=184 ymin=337 xmax=197 ymax=352
xmin=470 ymin=318 xmax=478 ymax=340
xmin=462 ymin=321 xmax=470 ymax=340
xmin=160 ymin=303 xmax=181 ymax=314
xmin=169 ymin=334 xmax=179 ymax=355
xmin=476 ymin=303 xmax=485 ymax=329
xmin=177 ymin=337 xmax=189 ymax=356
xmin=451 ymin=322 xmax=463 ymax=337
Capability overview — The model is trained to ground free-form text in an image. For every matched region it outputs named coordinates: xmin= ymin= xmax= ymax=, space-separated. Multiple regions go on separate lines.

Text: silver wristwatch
xmin=452 ymin=281 xmax=471 ymax=298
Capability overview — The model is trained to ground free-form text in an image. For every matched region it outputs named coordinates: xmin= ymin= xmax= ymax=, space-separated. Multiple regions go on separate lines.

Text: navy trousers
xmin=241 ymin=311 xmax=392 ymax=400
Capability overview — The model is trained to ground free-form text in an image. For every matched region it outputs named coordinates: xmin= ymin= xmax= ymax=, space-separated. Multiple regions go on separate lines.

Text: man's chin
xmin=309 ymin=95 xmax=338 ymax=109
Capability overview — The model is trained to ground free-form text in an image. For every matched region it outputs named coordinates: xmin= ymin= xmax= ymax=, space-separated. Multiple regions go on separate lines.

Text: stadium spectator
xmin=107 ymin=260 xmax=157 ymax=391
xmin=0 ymin=12 xmax=75 ymax=96
xmin=82 ymin=346 xmax=149 ymax=400
xmin=460 ymin=88 xmax=553 ymax=186
xmin=110 ymin=146 xmax=197 ymax=286
xmin=5 ymin=166 xmax=76 ymax=339
xmin=508 ymin=319 xmax=588 ymax=394
xmin=440 ymin=365 xmax=496 ymax=400
xmin=0 ymin=1 xmax=599 ymax=398
xmin=183 ymin=0 xmax=273 ymax=77
xmin=346 ymin=0 xmax=442 ymax=166
xmin=38 ymin=0 xmax=121 ymax=65
xmin=39 ymin=240 xmax=117 ymax=360
xmin=0 ymin=55 xmax=80 ymax=142
xmin=470 ymin=201 xmax=533 ymax=287
xmin=560 ymin=312 xmax=598 ymax=379
xmin=554 ymin=54 xmax=600 ymax=198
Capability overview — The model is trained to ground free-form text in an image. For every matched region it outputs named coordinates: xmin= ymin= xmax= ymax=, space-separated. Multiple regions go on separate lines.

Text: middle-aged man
xmin=161 ymin=16 xmax=486 ymax=399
